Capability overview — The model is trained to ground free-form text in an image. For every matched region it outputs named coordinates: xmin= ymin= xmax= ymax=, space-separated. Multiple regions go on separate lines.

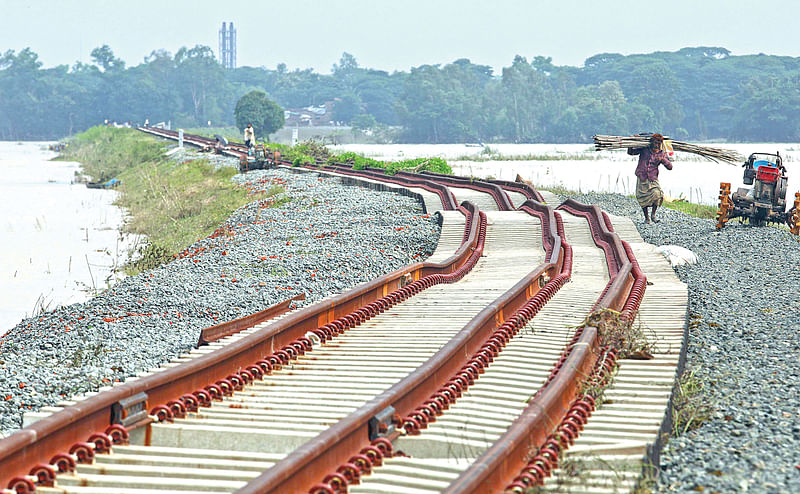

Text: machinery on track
xmin=716 ymin=152 xmax=800 ymax=234
xmin=238 ymin=144 xmax=282 ymax=172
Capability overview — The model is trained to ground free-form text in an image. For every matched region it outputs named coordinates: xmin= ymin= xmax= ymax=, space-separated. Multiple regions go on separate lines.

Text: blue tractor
xmin=716 ymin=152 xmax=799 ymax=234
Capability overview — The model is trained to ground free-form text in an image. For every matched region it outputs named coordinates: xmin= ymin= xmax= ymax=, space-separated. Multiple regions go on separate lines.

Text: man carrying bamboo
xmin=628 ymin=133 xmax=673 ymax=223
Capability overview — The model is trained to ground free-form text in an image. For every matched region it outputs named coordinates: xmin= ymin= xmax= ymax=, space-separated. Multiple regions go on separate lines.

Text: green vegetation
xmin=662 ymin=199 xmax=717 ymax=219
xmin=330 ymin=152 xmax=452 ymax=175
xmin=242 ymin=138 xmax=454 ymax=175
xmin=3 ymin=46 xmax=800 ymax=142
xmin=233 ymin=90 xmax=285 ymax=139
xmin=60 ymin=126 xmax=164 ymax=182
xmin=671 ymin=366 xmax=715 ymax=435
xmin=61 ymin=126 xmax=284 ymax=274
xmin=118 ymin=159 xmax=283 ymax=273
xmin=58 ymin=126 xmax=454 ymax=272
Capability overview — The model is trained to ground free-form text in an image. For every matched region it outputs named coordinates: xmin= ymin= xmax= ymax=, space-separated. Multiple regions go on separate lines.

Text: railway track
xmin=0 ymin=129 xmax=688 ymax=494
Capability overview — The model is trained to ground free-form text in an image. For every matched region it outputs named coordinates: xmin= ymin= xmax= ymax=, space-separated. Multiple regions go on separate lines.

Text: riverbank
xmin=0 ymin=142 xmax=135 ymax=335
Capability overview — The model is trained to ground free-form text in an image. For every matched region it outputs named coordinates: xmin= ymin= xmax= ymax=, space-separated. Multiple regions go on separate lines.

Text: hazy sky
xmin=3 ymin=0 xmax=800 ymax=74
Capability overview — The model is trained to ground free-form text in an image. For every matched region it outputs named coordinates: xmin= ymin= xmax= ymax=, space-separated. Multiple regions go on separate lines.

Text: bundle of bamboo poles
xmin=593 ymin=134 xmax=743 ymax=165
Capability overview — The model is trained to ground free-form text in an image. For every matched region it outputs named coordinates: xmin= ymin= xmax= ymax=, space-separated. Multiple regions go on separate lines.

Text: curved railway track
xmin=0 ymin=128 xmax=688 ymax=494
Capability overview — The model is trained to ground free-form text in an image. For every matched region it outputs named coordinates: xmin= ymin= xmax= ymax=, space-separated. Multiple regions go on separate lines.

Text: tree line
xmin=1 ymin=45 xmax=799 ymax=142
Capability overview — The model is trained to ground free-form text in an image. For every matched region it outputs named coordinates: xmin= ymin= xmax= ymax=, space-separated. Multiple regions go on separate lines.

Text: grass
xmin=59 ymin=126 xmax=165 ymax=182
xmin=662 ymin=199 xmax=718 ymax=219
xmin=60 ymin=125 xmax=284 ymax=274
xmin=671 ymin=366 xmax=715 ymax=436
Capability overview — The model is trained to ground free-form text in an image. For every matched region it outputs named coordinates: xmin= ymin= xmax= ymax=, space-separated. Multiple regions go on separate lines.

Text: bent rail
xmin=412 ymin=170 xmax=515 ymax=211
xmin=0 ymin=195 xmax=482 ymax=488
xmin=489 ymin=178 xmax=546 ymax=204
xmin=198 ymin=293 xmax=306 ymax=346
xmin=238 ymin=205 xmax=567 ymax=494
xmin=442 ymin=200 xmax=647 ymax=493
xmin=13 ymin=128 xmax=658 ymax=494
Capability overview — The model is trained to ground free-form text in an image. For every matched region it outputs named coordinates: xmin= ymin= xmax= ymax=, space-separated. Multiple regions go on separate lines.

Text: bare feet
xmin=652 ymin=218 xmax=660 ymax=223
xmin=644 ymin=218 xmax=652 ymax=224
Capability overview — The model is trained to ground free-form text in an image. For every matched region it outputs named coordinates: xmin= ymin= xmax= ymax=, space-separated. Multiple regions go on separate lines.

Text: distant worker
xmin=244 ymin=123 xmax=255 ymax=149
xmin=628 ymin=133 xmax=673 ymax=224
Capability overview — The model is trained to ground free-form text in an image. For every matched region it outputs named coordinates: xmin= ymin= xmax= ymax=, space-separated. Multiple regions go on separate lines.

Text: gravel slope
xmin=2 ymin=161 xmax=798 ymax=493
xmin=0 ymin=163 xmax=440 ymax=437
xmin=557 ymin=191 xmax=800 ymax=494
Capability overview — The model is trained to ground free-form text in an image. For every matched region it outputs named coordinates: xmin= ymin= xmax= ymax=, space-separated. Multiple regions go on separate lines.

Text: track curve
xmin=0 ymin=129 xmax=688 ymax=494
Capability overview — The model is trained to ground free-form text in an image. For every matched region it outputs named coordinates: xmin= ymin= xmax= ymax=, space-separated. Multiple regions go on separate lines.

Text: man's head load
xmin=650 ymin=133 xmax=664 ymax=149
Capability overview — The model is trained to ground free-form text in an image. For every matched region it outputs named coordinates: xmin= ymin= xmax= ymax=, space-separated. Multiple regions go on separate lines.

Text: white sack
xmin=655 ymin=245 xmax=698 ymax=267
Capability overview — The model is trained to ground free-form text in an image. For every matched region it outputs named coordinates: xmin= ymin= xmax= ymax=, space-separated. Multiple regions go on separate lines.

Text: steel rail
xmin=3 ymin=128 xmax=658 ymax=494
xmin=488 ymin=178 xmax=546 ymax=204
xmin=0 ymin=193 xmax=483 ymax=490
xmin=198 ymin=294 xmax=306 ymax=346
xmin=175 ymin=134 xmax=657 ymax=493
xmin=409 ymin=171 xmax=515 ymax=211
xmin=442 ymin=201 xmax=647 ymax=493
xmin=136 ymin=128 xmax=463 ymax=214
xmin=235 ymin=195 xmax=565 ymax=494
xmin=298 ymin=163 xmax=460 ymax=212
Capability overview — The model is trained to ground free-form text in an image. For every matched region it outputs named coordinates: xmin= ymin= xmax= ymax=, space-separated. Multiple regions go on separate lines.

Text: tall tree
xmin=173 ymin=45 xmax=228 ymax=126
xmin=234 ymin=90 xmax=285 ymax=139
xmin=730 ymin=74 xmax=800 ymax=141
xmin=90 ymin=45 xmax=126 ymax=72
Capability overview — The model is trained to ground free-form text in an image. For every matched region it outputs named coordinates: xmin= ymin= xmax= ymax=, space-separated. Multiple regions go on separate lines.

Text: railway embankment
xmin=0 ymin=144 xmax=441 ymax=438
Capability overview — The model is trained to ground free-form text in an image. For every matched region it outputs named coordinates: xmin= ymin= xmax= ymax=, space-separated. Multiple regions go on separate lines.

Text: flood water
xmin=0 ymin=142 xmax=135 ymax=336
xmin=331 ymin=143 xmax=800 ymax=206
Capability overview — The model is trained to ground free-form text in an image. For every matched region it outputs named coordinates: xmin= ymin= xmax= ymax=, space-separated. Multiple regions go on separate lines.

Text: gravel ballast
xmin=558 ymin=191 xmax=800 ymax=494
xmin=0 ymin=161 xmax=440 ymax=437
xmin=2 ymin=157 xmax=798 ymax=493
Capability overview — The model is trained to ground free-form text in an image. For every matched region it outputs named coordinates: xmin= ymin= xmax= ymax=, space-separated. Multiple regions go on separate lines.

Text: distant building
xmin=284 ymin=102 xmax=335 ymax=126
xmin=218 ymin=22 xmax=236 ymax=69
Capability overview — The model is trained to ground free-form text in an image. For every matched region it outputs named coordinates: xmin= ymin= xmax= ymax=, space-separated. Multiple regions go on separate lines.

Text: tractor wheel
xmin=789 ymin=192 xmax=800 ymax=236
xmin=715 ymin=182 xmax=733 ymax=230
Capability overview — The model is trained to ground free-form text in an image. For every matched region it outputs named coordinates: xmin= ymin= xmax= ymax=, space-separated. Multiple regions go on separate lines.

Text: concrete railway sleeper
xmin=6 ymin=203 xmax=552 ymax=492
xmin=1 ymin=164 xmax=559 ymax=493
xmin=0 ymin=159 xmax=484 ymax=490
xmin=0 ymin=130 xmax=688 ymax=494
xmin=174 ymin=132 xmax=684 ymax=494
xmin=318 ymin=202 xmax=633 ymax=493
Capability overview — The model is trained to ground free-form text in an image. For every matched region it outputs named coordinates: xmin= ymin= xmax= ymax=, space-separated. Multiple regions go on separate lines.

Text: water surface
xmin=0 ymin=142 xmax=133 ymax=335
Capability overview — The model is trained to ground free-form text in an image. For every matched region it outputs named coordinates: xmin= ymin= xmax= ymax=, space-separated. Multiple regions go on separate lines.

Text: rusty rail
xmin=442 ymin=200 xmax=647 ymax=493
xmin=198 ymin=293 xmax=306 ymax=346
xmin=238 ymin=207 xmax=566 ymax=494
xmin=2 ymin=127 xmax=652 ymax=494
xmin=412 ymin=171 xmax=516 ymax=211
xmin=0 ymin=194 xmax=483 ymax=488
xmin=489 ymin=178 xmax=546 ymax=204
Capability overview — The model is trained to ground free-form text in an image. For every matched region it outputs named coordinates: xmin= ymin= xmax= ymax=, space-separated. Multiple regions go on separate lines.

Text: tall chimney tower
xmin=218 ymin=22 xmax=237 ymax=69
